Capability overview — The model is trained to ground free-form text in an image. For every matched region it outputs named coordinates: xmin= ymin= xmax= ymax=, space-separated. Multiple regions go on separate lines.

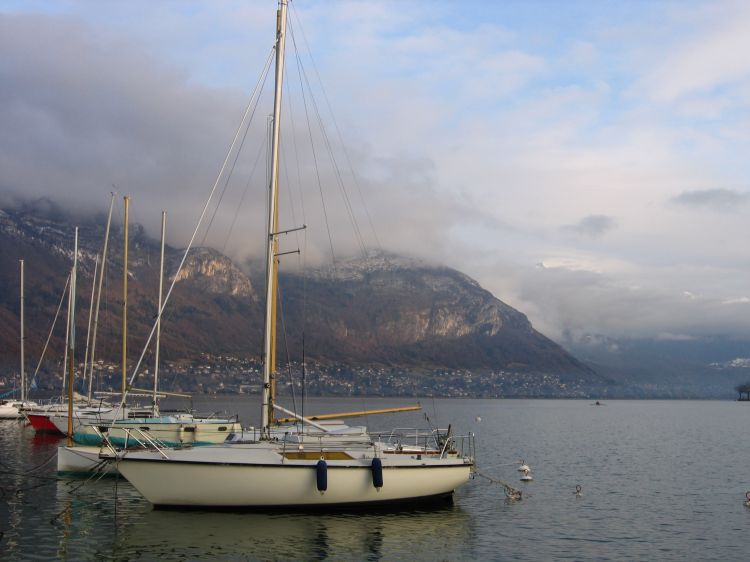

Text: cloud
xmin=5 ymin=1 xmax=750 ymax=349
xmin=0 ymin=10 xmax=477 ymax=271
xmin=562 ymin=214 xmax=616 ymax=238
xmin=0 ymin=13 xmax=247 ymax=242
xmin=488 ymin=261 xmax=750 ymax=343
xmin=635 ymin=2 xmax=750 ymax=103
xmin=669 ymin=188 xmax=748 ymax=211
xmin=655 ymin=333 xmax=697 ymax=342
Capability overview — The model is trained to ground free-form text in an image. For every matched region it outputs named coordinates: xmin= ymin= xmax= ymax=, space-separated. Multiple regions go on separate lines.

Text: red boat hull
xmin=26 ymin=413 xmax=64 ymax=434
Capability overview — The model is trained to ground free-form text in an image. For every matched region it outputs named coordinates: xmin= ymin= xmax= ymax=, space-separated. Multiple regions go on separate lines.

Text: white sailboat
xmin=58 ymin=206 xmax=240 ymax=474
xmin=0 ymin=260 xmax=39 ymax=418
xmin=0 ymin=400 xmax=30 ymax=419
xmin=47 ymin=203 xmax=150 ymax=437
xmin=107 ymin=0 xmax=474 ymax=508
xmin=26 ymin=195 xmax=121 ymax=433
xmin=55 ymin=208 xmax=240 ymax=447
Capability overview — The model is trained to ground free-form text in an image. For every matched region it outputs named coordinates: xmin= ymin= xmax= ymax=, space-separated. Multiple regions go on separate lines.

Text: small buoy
xmin=475 ymin=416 xmax=482 ymax=422
xmin=520 ymin=468 xmax=533 ymax=482
xmin=745 ymin=491 xmax=750 ymax=507
xmin=575 ymin=484 xmax=583 ymax=497
xmin=517 ymin=459 xmax=531 ymax=472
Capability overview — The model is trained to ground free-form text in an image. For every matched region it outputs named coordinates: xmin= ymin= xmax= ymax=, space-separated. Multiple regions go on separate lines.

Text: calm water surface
xmin=1 ymin=398 xmax=749 ymax=561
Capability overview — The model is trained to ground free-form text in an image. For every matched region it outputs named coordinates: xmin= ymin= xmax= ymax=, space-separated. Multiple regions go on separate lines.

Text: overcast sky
xmin=3 ymin=0 xmax=750 ymax=345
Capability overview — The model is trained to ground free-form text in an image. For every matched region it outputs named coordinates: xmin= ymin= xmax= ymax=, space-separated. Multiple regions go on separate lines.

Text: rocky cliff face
xmin=0 ymin=204 xmax=596 ymax=382
xmin=312 ymin=253 xmax=530 ymax=340
xmin=173 ymin=247 xmax=254 ymax=298
xmin=322 ymin=262 xmax=521 ymax=343
xmin=277 ymin=253 xmax=591 ymax=375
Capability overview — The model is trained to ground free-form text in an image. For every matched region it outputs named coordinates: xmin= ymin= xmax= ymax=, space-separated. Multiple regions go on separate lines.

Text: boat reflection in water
xmin=49 ymin=478 xmax=149 ymax=560
xmin=40 ymin=474 xmax=474 ymax=561
xmin=30 ymin=430 xmax=64 ymax=448
xmin=112 ymin=503 xmax=473 ymax=561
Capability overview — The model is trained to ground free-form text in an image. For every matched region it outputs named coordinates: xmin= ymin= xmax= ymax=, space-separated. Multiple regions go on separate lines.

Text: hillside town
xmin=0 ymin=352 xmax=596 ymax=399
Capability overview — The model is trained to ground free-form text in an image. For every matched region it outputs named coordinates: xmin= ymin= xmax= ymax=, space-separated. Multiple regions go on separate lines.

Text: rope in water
xmin=474 ymin=469 xmax=524 ymax=501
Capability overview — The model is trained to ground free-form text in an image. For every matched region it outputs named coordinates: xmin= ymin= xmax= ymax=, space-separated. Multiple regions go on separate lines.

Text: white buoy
xmin=517 ymin=459 xmax=531 ymax=472
xmin=475 ymin=416 xmax=482 ymax=422
xmin=520 ymin=468 xmax=533 ymax=482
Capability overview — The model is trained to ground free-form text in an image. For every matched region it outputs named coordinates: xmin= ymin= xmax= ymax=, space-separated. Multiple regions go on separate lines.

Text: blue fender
xmin=371 ymin=457 xmax=384 ymax=489
xmin=316 ymin=459 xmax=328 ymax=493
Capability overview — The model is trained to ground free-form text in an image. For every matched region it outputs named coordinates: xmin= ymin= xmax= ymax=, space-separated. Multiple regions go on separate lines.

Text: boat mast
xmin=122 ymin=196 xmax=129 ymax=415
xmin=19 ymin=259 xmax=25 ymax=403
xmin=66 ymin=228 xmax=78 ymax=446
xmin=261 ymin=0 xmax=288 ymax=435
xmin=88 ymin=192 xmax=115 ymax=401
xmin=61 ymin=268 xmax=71 ymax=403
xmin=153 ymin=210 xmax=166 ymax=416
xmin=81 ymin=255 xmax=98 ymax=403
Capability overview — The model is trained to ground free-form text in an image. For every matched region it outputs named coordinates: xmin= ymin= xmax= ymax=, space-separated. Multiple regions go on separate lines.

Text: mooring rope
xmin=0 ymin=448 xmax=58 ymax=476
xmin=49 ymin=462 xmax=115 ymax=524
xmin=474 ymin=469 xmax=524 ymax=501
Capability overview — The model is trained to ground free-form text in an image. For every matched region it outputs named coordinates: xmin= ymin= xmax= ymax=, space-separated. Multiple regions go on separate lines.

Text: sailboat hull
xmin=115 ymin=447 xmax=473 ymax=508
xmin=50 ymin=416 xmax=241 ymax=447
xmin=0 ymin=404 xmax=22 ymax=419
xmin=77 ymin=421 xmax=239 ymax=447
xmin=26 ymin=412 xmax=63 ymax=432
xmin=0 ymin=400 xmax=38 ymax=419
xmin=57 ymin=445 xmax=118 ymax=476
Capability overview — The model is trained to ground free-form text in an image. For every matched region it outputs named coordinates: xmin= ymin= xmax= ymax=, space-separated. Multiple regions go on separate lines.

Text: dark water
xmin=2 ymin=398 xmax=750 ymax=561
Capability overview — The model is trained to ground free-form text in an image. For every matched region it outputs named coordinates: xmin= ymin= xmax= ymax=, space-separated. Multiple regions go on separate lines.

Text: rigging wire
xmin=276 ymin=281 xmax=301 ymax=433
xmin=279 ymin=34 xmax=310 ymax=242
xmin=140 ymin=43 xmax=272 ymax=395
xmin=289 ymin=4 xmax=381 ymax=257
xmin=287 ymin=19 xmax=337 ymax=276
xmin=30 ymin=273 xmax=71 ymax=389
xmin=221 ymin=138 xmax=268 ymax=253
xmin=280 ymin=94 xmax=302 ymax=251
xmin=117 ymin=46 xmax=276 ymax=410
xmin=201 ymin=50 xmax=275 ymax=248
xmin=296 ymin=55 xmax=368 ymax=257
xmin=278 ymin=27 xmax=310 ymax=419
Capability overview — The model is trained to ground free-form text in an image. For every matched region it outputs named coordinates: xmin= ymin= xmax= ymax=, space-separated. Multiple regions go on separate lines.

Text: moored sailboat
xmin=109 ymin=0 xmax=474 ymax=508
xmin=26 ymin=196 xmax=120 ymax=432
xmin=57 ymin=205 xmax=240 ymax=474
xmin=0 ymin=260 xmax=39 ymax=418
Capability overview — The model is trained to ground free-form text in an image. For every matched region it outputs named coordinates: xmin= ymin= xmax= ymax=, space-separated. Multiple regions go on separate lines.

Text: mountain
xmin=280 ymin=253 xmax=593 ymax=375
xmin=0 ymin=203 xmax=602 ymax=395
xmin=567 ymin=335 xmax=750 ymax=398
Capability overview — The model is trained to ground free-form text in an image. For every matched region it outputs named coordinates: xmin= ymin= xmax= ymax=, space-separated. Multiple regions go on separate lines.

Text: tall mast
xmin=19 ymin=259 xmax=25 ymax=402
xmin=66 ymin=228 xmax=78 ymax=446
xmin=261 ymin=0 xmax=288 ymax=435
xmin=88 ymin=192 xmax=115 ymax=401
xmin=122 ymin=196 xmax=129 ymax=413
xmin=153 ymin=210 xmax=166 ymax=416
xmin=81 ymin=256 xmax=98 ymax=403
xmin=61 ymin=270 xmax=71 ymax=403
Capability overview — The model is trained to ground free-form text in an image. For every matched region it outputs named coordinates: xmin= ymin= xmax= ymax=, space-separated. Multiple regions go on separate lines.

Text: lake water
xmin=1 ymin=397 xmax=749 ymax=561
